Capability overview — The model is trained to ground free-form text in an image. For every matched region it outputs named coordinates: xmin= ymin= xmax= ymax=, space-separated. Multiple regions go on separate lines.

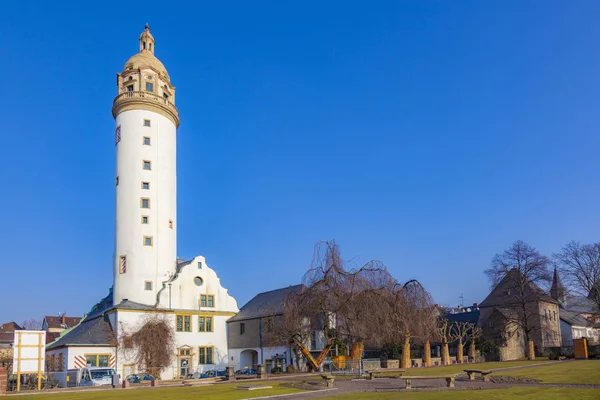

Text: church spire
xmin=550 ymin=266 xmax=566 ymax=305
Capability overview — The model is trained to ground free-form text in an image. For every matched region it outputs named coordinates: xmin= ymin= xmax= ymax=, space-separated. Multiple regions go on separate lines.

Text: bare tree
xmin=437 ymin=318 xmax=456 ymax=365
xmin=451 ymin=321 xmax=472 ymax=364
xmin=379 ymin=280 xmax=436 ymax=368
xmin=131 ymin=315 xmax=175 ymax=378
xmin=468 ymin=324 xmax=482 ymax=360
xmin=553 ymin=241 xmax=600 ymax=313
xmin=20 ymin=319 xmax=42 ymax=330
xmin=485 ymin=240 xmax=552 ymax=360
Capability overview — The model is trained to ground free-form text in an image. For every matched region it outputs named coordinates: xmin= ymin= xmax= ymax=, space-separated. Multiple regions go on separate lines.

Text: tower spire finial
xmin=139 ymin=24 xmax=155 ymax=54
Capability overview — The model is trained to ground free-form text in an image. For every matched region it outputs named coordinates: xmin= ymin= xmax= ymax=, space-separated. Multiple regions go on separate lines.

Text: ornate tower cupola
xmin=112 ymin=25 xmax=179 ymax=127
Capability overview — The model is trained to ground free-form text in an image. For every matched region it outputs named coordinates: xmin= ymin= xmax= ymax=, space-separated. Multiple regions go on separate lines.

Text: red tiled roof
xmin=46 ymin=331 xmax=61 ymax=344
xmin=44 ymin=316 xmax=82 ymax=330
xmin=0 ymin=322 xmax=21 ymax=345
xmin=0 ymin=322 xmax=22 ymax=332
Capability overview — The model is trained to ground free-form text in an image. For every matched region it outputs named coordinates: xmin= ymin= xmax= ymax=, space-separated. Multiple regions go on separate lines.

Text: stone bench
xmin=464 ymin=369 xmax=493 ymax=382
xmin=366 ymin=369 xmax=406 ymax=380
xmin=320 ymin=374 xmax=335 ymax=388
xmin=400 ymin=375 xmax=456 ymax=389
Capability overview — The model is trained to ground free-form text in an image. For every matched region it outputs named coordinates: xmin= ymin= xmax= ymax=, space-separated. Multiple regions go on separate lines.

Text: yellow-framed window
xmin=176 ymin=314 xmax=192 ymax=332
xmin=200 ymin=294 xmax=215 ymax=308
xmin=85 ymin=354 xmax=110 ymax=367
xmin=198 ymin=316 xmax=213 ymax=332
xmin=198 ymin=346 xmax=214 ymax=365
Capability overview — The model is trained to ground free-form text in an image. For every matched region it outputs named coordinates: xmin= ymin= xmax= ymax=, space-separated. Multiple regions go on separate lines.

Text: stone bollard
xmin=151 ymin=379 xmax=158 ymax=387
xmin=257 ymin=364 xmax=267 ymax=380
xmin=226 ymin=366 xmax=235 ymax=382
xmin=0 ymin=367 xmax=7 ymax=396
xmin=122 ymin=380 xmax=129 ymax=389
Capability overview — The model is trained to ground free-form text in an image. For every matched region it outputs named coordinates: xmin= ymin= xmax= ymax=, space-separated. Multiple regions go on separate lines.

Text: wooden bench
xmin=320 ymin=374 xmax=335 ymax=388
xmin=400 ymin=375 xmax=456 ymax=389
xmin=464 ymin=369 xmax=493 ymax=382
xmin=366 ymin=369 xmax=406 ymax=380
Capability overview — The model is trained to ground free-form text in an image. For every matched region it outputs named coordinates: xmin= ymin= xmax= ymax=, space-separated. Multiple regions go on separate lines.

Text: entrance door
xmin=180 ymin=358 xmax=190 ymax=378
xmin=123 ymin=364 xmax=134 ymax=380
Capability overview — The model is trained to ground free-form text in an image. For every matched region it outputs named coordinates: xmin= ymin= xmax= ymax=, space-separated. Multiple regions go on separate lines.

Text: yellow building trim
xmin=106 ymin=308 xmax=236 ymax=317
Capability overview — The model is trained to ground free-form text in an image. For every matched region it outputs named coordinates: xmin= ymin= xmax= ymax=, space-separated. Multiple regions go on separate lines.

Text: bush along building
xmin=45 ymin=26 xmax=238 ymax=379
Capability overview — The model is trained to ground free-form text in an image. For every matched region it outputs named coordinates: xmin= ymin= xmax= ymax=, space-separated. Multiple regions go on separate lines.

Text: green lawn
xmin=377 ymin=360 xmax=554 ymax=376
xmin=500 ymin=360 xmax=600 ymax=385
xmin=13 ymin=382 xmax=304 ymax=400
xmin=329 ymin=387 xmax=600 ymax=400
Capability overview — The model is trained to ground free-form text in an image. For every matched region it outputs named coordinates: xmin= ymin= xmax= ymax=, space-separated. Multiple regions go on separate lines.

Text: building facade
xmin=46 ymin=26 xmax=238 ymax=380
xmin=478 ymin=268 xmax=561 ymax=360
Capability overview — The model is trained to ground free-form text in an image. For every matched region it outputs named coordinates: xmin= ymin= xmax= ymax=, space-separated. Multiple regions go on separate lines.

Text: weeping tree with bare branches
xmin=296 ymin=241 xmax=394 ymax=352
xmin=279 ymin=240 xmax=439 ymax=370
xmin=379 ymin=280 xmax=437 ymax=368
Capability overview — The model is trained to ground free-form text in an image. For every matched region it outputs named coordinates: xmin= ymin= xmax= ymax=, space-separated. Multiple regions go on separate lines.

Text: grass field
xmin=499 ymin=360 xmax=600 ymax=385
xmin=329 ymin=387 xmax=600 ymax=400
xmin=14 ymin=382 xmax=304 ymax=400
xmin=376 ymin=359 xmax=554 ymax=376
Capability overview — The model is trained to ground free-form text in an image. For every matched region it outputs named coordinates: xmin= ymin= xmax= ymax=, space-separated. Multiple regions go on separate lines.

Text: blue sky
xmin=1 ymin=1 xmax=599 ymax=323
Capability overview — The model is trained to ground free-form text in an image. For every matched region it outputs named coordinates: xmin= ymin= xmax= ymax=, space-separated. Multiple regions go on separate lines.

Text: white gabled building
xmin=46 ymin=25 xmax=238 ymax=380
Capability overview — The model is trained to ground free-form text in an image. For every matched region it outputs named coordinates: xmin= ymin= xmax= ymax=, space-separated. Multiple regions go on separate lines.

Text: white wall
xmin=114 ymin=109 xmax=177 ymax=306
xmin=156 ymin=256 xmax=238 ymax=311
xmin=46 ymin=347 xmax=116 ymax=372
xmin=114 ymin=309 xmax=233 ymax=379
xmin=229 ymin=345 xmax=292 ymax=372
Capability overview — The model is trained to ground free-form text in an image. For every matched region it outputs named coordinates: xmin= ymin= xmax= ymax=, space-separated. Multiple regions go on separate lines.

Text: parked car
xmin=188 ymin=369 xmax=227 ymax=379
xmin=235 ymin=368 xmax=257 ymax=375
xmin=125 ymin=373 xmax=155 ymax=383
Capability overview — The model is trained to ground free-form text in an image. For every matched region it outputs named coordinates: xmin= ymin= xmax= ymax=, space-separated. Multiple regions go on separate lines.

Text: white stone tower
xmin=112 ymin=25 xmax=180 ymax=306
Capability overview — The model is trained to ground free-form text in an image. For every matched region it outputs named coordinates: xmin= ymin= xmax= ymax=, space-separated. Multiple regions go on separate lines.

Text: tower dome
xmin=112 ymin=24 xmax=179 ymax=127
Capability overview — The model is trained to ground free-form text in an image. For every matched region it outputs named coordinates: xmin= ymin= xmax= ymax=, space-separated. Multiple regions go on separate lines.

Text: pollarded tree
xmin=468 ymin=324 xmax=482 ymax=360
xmin=485 ymin=240 xmax=552 ymax=360
xmin=450 ymin=321 xmax=472 ymax=364
xmin=437 ymin=318 xmax=456 ymax=365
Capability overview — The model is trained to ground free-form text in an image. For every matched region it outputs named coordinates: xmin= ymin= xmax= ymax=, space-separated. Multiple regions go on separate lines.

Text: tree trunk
xmin=527 ymin=340 xmax=535 ymax=361
xmin=456 ymin=343 xmax=464 ymax=364
xmin=469 ymin=341 xmax=476 ymax=360
xmin=441 ymin=342 xmax=450 ymax=365
xmin=401 ymin=337 xmax=411 ymax=369
xmin=423 ymin=340 xmax=431 ymax=367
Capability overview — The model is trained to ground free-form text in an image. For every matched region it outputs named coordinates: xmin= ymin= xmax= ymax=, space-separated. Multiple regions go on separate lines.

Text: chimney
xmin=473 ymin=303 xmax=478 ymax=308
xmin=61 ymin=314 xmax=66 ymax=326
